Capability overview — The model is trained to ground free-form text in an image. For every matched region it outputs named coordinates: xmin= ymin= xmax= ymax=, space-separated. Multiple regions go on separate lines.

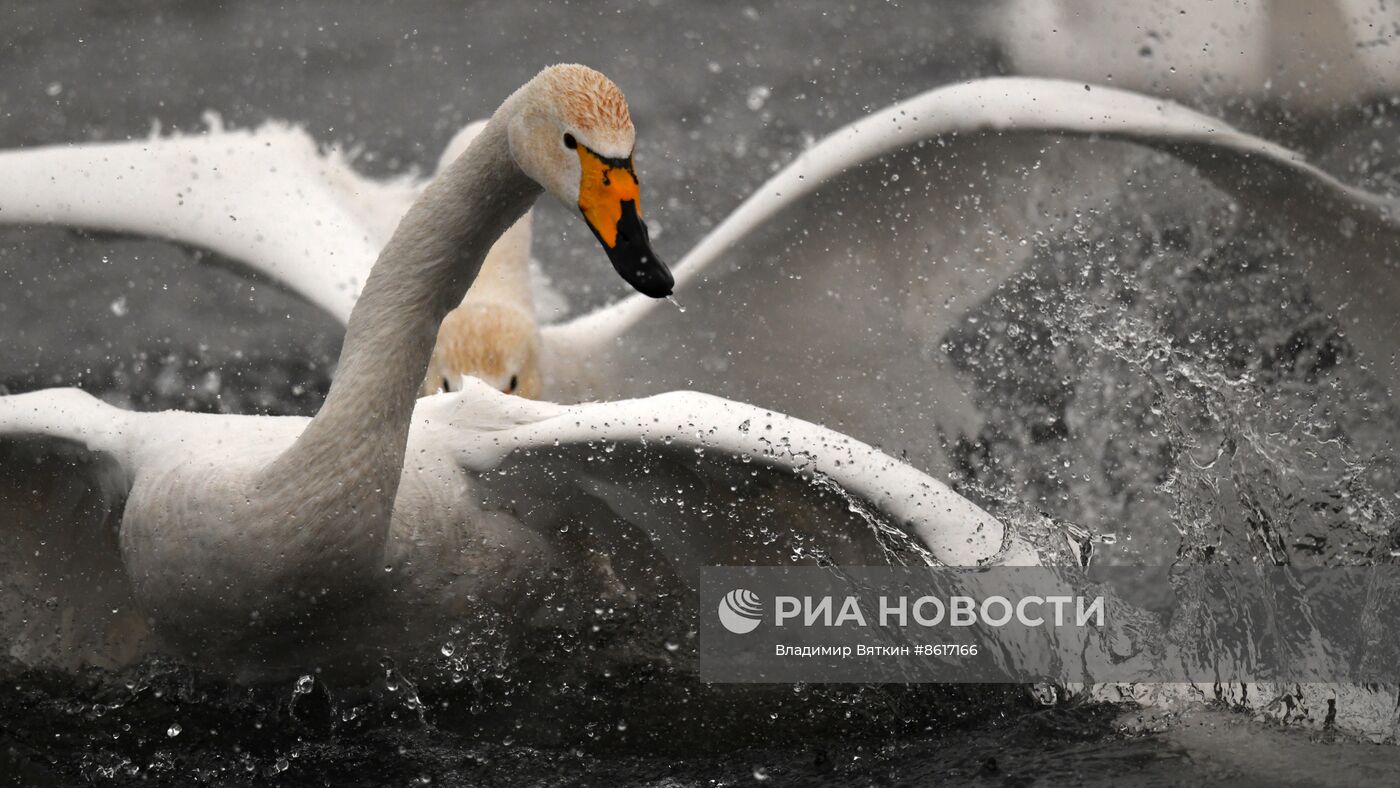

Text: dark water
xmin=7 ymin=654 xmax=1400 ymax=786
xmin=4 ymin=1 xmax=1400 ymax=785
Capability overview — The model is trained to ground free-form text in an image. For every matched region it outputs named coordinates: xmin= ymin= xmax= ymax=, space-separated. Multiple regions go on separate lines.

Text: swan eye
xmin=563 ymin=133 xmax=577 ymax=150
xmin=506 ymin=375 xmax=518 ymax=394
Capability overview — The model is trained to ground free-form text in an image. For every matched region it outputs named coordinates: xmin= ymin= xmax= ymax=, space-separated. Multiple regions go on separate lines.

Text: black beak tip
xmin=615 ymin=252 xmax=674 ymax=299
xmin=596 ymin=201 xmax=675 ymax=299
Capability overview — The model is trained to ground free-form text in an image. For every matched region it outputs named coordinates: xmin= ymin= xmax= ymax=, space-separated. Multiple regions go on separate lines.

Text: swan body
xmin=3 ymin=77 xmax=1395 ymax=480
xmin=0 ymin=380 xmax=1018 ymax=672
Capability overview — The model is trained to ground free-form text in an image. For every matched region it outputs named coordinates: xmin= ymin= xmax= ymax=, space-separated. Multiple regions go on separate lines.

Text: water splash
xmin=807 ymin=470 xmax=939 ymax=566
xmin=943 ymin=161 xmax=1400 ymax=738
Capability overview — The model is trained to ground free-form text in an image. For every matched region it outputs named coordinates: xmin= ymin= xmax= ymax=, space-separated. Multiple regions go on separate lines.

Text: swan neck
xmin=266 ymin=115 xmax=540 ymax=516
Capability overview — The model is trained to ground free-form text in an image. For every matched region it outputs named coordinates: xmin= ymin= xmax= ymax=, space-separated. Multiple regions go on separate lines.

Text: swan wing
xmin=540 ymin=76 xmax=1400 ymax=473
xmin=0 ymin=121 xmax=402 ymax=323
xmin=0 ymin=388 xmax=150 ymax=668
xmin=427 ymin=382 xmax=1032 ymax=590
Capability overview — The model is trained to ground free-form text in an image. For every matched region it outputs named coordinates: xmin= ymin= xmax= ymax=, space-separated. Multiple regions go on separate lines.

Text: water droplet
xmin=746 ymin=86 xmax=771 ymax=111
xmin=109 ymin=296 xmax=129 ymax=317
xmin=166 ymin=723 xmax=182 ymax=738
xmin=752 ymin=766 xmax=770 ymax=781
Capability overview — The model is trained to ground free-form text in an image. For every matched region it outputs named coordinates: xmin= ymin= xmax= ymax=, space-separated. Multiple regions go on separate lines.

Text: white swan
xmin=0 ymin=65 xmax=1022 ymax=675
xmin=5 ymin=77 xmax=1394 ymax=476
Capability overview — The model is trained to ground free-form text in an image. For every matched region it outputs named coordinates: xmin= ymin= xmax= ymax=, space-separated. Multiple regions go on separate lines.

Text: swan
xmin=5 ymin=77 xmax=1395 ymax=476
xmin=0 ymin=65 xmax=1025 ymax=675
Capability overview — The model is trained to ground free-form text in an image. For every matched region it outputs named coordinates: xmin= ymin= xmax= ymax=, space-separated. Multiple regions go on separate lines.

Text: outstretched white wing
xmin=424 ymin=381 xmax=1033 ymax=590
xmin=541 ymin=76 xmax=1400 ymax=473
xmin=0 ymin=119 xmax=565 ymax=330
xmin=0 ymin=380 xmax=1034 ymax=671
xmin=0 ymin=118 xmax=421 ymax=323
xmin=0 ymin=389 xmax=151 ymax=668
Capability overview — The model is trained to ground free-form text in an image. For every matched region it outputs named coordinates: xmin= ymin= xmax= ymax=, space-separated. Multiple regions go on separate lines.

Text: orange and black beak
xmin=575 ymin=143 xmax=673 ymax=298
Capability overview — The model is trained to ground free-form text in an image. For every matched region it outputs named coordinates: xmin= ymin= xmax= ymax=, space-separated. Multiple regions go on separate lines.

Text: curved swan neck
xmin=265 ymin=112 xmax=541 ymax=510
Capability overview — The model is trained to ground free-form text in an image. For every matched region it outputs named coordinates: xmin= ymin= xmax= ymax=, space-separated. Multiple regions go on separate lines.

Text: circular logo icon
xmin=718 ymin=588 xmax=763 ymax=634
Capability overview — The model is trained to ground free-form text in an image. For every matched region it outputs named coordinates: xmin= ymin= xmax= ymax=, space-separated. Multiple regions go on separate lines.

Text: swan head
xmin=422 ymin=301 xmax=542 ymax=399
xmin=508 ymin=64 xmax=673 ymax=298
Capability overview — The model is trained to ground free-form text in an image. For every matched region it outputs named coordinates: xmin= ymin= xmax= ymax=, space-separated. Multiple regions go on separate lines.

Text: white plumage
xmin=0 ymin=66 xmax=1027 ymax=676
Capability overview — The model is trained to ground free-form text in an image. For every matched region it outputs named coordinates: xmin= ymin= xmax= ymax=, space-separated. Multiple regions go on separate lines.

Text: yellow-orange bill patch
xmin=576 ymin=146 xmax=640 ymax=248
